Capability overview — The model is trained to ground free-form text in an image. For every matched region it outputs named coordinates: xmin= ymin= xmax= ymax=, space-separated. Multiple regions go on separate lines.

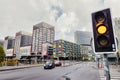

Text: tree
xmin=0 ymin=46 xmax=5 ymax=62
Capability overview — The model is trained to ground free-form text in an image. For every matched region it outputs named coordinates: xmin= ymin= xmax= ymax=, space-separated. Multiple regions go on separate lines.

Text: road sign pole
xmin=103 ymin=54 xmax=111 ymax=80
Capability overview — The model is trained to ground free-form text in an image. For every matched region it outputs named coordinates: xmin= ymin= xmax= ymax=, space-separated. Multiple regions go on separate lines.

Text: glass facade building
xmin=20 ymin=35 xmax=32 ymax=47
xmin=4 ymin=36 xmax=14 ymax=49
xmin=74 ymin=31 xmax=92 ymax=45
xmin=14 ymin=31 xmax=32 ymax=58
xmin=4 ymin=36 xmax=15 ymax=57
xmin=7 ymin=39 xmax=14 ymax=49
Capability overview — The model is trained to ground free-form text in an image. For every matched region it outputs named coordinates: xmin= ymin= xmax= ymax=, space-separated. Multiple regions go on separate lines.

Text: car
xmin=55 ymin=60 xmax=62 ymax=66
xmin=44 ymin=61 xmax=55 ymax=69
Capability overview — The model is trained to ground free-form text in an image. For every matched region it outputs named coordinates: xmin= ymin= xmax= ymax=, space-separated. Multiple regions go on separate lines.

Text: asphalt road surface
xmin=0 ymin=62 xmax=100 ymax=80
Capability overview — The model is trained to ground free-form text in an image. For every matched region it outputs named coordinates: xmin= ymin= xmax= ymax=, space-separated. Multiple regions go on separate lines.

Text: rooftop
xmin=33 ymin=22 xmax=54 ymax=29
xmin=16 ymin=31 xmax=32 ymax=36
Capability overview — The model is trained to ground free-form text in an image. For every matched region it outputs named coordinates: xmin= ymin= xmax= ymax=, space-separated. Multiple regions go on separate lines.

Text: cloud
xmin=104 ymin=0 xmax=120 ymax=17
xmin=0 ymin=0 xmax=120 ymax=42
xmin=51 ymin=5 xmax=63 ymax=21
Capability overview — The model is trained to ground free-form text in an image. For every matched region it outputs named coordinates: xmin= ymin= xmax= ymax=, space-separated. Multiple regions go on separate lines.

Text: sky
xmin=0 ymin=0 xmax=120 ymax=42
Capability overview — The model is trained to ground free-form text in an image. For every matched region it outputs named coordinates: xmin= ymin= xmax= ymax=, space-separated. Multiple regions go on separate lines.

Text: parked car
xmin=55 ymin=60 xmax=62 ymax=66
xmin=44 ymin=61 xmax=55 ymax=69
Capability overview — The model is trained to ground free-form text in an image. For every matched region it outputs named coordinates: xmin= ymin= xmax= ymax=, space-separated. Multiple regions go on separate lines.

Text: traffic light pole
xmin=103 ymin=54 xmax=111 ymax=80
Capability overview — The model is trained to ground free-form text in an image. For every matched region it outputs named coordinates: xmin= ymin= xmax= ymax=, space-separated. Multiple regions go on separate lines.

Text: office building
xmin=3 ymin=36 xmax=15 ymax=57
xmin=74 ymin=31 xmax=92 ymax=45
xmin=32 ymin=22 xmax=54 ymax=54
xmin=14 ymin=31 xmax=32 ymax=58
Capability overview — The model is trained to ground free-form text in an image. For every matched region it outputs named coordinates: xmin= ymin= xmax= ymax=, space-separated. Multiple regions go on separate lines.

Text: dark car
xmin=44 ymin=61 xmax=55 ymax=69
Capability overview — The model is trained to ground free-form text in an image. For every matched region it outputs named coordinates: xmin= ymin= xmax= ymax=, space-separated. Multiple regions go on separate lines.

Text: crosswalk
xmin=74 ymin=62 xmax=120 ymax=80
xmin=99 ymin=69 xmax=106 ymax=80
xmin=99 ymin=68 xmax=120 ymax=80
xmin=110 ymin=70 xmax=120 ymax=80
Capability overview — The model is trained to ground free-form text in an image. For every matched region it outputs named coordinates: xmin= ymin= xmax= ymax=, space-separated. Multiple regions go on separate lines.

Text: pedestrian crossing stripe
xmin=99 ymin=76 xmax=120 ymax=79
xmin=111 ymin=76 xmax=120 ymax=77
xmin=111 ymin=77 xmax=120 ymax=79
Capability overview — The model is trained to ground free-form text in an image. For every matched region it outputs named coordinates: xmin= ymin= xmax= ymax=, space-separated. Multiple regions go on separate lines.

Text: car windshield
xmin=46 ymin=61 xmax=52 ymax=65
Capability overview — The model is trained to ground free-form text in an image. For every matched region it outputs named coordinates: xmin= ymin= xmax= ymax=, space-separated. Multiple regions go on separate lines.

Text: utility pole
xmin=103 ymin=54 xmax=111 ymax=80
xmin=116 ymin=52 xmax=119 ymax=66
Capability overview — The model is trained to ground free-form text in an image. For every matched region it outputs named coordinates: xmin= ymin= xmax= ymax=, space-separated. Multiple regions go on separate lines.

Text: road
xmin=0 ymin=62 xmax=100 ymax=80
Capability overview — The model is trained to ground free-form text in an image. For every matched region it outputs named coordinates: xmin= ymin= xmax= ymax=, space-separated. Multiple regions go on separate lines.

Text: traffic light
xmin=92 ymin=8 xmax=117 ymax=53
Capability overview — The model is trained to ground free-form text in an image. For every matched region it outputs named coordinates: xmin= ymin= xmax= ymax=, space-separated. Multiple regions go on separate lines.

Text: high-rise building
xmin=80 ymin=44 xmax=91 ymax=60
xmin=114 ymin=18 xmax=120 ymax=54
xmin=32 ymin=22 xmax=54 ymax=54
xmin=3 ymin=36 xmax=15 ymax=57
xmin=14 ymin=31 xmax=32 ymax=58
xmin=74 ymin=31 xmax=92 ymax=45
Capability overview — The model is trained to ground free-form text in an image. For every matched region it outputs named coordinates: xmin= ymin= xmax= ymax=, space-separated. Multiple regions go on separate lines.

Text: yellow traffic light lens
xmin=97 ymin=25 xmax=107 ymax=34
xmin=98 ymin=36 xmax=109 ymax=47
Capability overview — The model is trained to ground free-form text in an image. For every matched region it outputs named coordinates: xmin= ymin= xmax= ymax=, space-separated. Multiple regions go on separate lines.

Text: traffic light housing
xmin=92 ymin=8 xmax=117 ymax=53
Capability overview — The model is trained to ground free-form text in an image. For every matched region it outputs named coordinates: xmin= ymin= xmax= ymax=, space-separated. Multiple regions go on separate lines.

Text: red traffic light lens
xmin=97 ymin=35 xmax=109 ymax=47
xmin=95 ymin=12 xmax=105 ymax=23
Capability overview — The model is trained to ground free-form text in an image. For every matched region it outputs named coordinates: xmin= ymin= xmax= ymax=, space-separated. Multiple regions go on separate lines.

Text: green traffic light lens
xmin=95 ymin=12 xmax=105 ymax=23
xmin=98 ymin=35 xmax=109 ymax=47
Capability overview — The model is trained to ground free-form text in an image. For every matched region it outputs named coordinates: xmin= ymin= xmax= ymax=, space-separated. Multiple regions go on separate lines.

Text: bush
xmin=6 ymin=59 xmax=16 ymax=66
xmin=0 ymin=46 xmax=5 ymax=63
xmin=0 ymin=62 xmax=2 ymax=67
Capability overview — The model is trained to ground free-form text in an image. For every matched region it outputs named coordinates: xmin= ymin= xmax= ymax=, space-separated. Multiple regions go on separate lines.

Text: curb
xmin=0 ymin=64 xmax=43 ymax=72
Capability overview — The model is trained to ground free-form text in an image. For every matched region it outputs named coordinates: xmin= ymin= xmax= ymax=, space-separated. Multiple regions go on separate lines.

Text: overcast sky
xmin=0 ymin=0 xmax=120 ymax=42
